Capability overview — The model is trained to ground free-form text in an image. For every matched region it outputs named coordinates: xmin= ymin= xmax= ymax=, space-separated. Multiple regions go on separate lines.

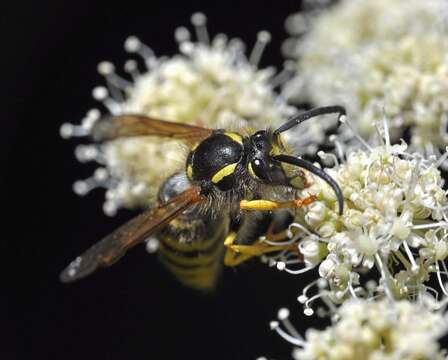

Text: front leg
xmin=239 ymin=195 xmax=317 ymax=211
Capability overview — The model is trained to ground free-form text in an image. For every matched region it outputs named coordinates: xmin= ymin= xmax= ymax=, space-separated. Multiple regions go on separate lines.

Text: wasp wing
xmin=60 ymin=186 xmax=204 ymax=283
xmin=91 ymin=114 xmax=213 ymax=144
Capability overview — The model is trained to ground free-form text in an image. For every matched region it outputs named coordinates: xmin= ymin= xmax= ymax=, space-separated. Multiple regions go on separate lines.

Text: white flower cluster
xmin=268 ymin=118 xmax=448 ymax=314
xmin=284 ymin=0 xmax=448 ymax=156
xmin=60 ymin=13 xmax=294 ymax=215
xmin=60 ymin=6 xmax=448 ymax=360
xmin=271 ymin=299 xmax=448 ymax=360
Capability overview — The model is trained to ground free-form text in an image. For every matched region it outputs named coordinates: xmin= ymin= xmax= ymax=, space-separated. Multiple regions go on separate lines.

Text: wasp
xmin=60 ymin=106 xmax=346 ymax=290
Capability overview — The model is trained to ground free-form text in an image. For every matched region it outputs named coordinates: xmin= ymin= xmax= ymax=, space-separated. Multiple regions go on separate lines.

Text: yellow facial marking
xmin=269 ymin=143 xmax=282 ymax=156
xmin=247 ymin=162 xmax=257 ymax=179
xmin=187 ymin=164 xmax=193 ymax=180
xmin=211 ymin=163 xmax=237 ymax=184
xmin=191 ymin=142 xmax=199 ymax=151
xmin=224 ymin=132 xmax=243 ymax=145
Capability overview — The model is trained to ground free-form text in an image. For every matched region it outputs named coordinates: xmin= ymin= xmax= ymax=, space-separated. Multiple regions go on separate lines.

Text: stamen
xmin=228 ymin=37 xmax=246 ymax=57
xmin=261 ymin=237 xmax=297 ymax=246
xmin=60 ymin=109 xmax=101 ymax=139
xmin=283 ymin=258 xmax=304 ymax=265
xmin=374 ymin=109 xmax=391 ymax=149
xmin=393 ymin=250 xmax=412 ymax=270
xmin=423 ymin=284 xmax=440 ymax=303
xmin=339 ymin=115 xmax=373 ymax=152
xmin=277 ymin=261 xmax=316 ymax=274
xmin=97 ymin=61 xmax=132 ymax=101
xmin=92 ymin=86 xmax=122 ymax=114
xmin=124 ymin=60 xmax=140 ymax=81
xmin=212 ymin=33 xmax=228 ymax=49
xmin=298 ymin=278 xmax=321 ymax=303
xmin=412 ymin=222 xmax=448 ymax=230
xmin=288 ymin=222 xmax=314 ymax=238
xmin=103 ymin=199 xmax=119 ymax=217
xmin=191 ymin=12 xmax=209 ymax=44
xmin=124 ymin=36 xmax=156 ymax=69
xmin=382 ymin=114 xmax=391 ymax=148
xmin=329 ymin=135 xmax=346 ymax=162
xmin=270 ymin=61 xmax=296 ymax=88
xmin=403 ymin=240 xmax=419 ymax=273
xmin=74 ymin=145 xmax=100 ymax=163
xmin=347 ymin=273 xmax=359 ymax=299
xmin=270 ymin=321 xmax=305 ymax=347
xmin=72 ymin=168 xmax=108 ymax=196
xmin=60 ymin=123 xmax=86 ymax=139
xmin=277 ymin=308 xmax=305 ymax=342
xmin=363 ymin=158 xmax=375 ymax=187
xmin=249 ymin=31 xmax=271 ymax=66
xmin=318 ymin=150 xmax=339 ymax=167
xmin=321 ymin=291 xmax=338 ymax=314
xmin=304 ymin=292 xmax=328 ymax=316
xmin=375 ymin=254 xmax=394 ymax=300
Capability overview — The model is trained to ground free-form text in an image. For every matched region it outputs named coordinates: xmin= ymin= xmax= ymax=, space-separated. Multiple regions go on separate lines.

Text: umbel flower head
xmin=284 ymin=0 xmax=448 ymax=157
xmin=264 ymin=116 xmax=448 ymax=314
xmin=60 ymin=13 xmax=294 ymax=215
xmin=271 ymin=299 xmax=448 ymax=360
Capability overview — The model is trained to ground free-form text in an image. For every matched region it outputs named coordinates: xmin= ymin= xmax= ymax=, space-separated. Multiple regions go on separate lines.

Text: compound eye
xmin=250 ymin=159 xmax=268 ymax=180
xmin=252 ymin=131 xmax=268 ymax=150
xmin=250 ymin=158 xmax=288 ymax=185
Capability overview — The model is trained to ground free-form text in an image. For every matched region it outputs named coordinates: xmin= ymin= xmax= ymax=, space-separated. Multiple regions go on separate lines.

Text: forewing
xmin=60 ymin=186 xmax=204 ymax=283
xmin=92 ymin=114 xmax=213 ymax=144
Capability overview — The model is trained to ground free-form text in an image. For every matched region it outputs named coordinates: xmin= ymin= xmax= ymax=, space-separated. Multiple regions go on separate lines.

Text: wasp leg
xmin=264 ymin=219 xmax=290 ymax=242
xmin=223 ymin=230 xmax=295 ymax=267
xmin=240 ymin=195 xmax=317 ymax=211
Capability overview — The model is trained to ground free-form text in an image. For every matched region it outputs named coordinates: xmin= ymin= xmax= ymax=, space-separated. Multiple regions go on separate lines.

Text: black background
xmin=2 ymin=1 xmax=331 ymax=360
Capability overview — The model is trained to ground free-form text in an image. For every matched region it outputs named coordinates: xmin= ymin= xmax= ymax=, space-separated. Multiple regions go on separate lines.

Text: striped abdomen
xmin=157 ymin=215 xmax=229 ymax=290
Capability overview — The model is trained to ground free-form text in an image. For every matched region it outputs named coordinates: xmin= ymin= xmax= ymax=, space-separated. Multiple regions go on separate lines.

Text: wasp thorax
xmin=186 ymin=131 xmax=244 ymax=191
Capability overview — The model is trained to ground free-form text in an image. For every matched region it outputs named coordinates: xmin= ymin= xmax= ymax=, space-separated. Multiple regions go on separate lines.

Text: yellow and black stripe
xmin=157 ymin=216 xmax=229 ymax=291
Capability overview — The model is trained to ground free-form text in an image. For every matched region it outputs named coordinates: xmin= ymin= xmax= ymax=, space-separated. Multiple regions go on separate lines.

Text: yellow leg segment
xmin=240 ymin=195 xmax=317 ymax=211
xmin=223 ymin=231 xmax=296 ymax=267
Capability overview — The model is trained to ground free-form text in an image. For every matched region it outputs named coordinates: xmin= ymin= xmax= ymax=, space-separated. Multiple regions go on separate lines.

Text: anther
xmin=277 ymin=308 xmax=290 ymax=320
xmin=276 ymin=261 xmax=286 ymax=271
xmin=124 ymin=36 xmax=141 ymax=53
xmin=75 ymin=145 xmax=99 ymax=162
xmin=145 ymin=237 xmax=160 ymax=253
xmin=97 ymin=61 xmax=115 ymax=76
xmin=103 ymin=200 xmax=118 ymax=217
xmin=174 ymin=27 xmax=191 ymax=43
xmin=303 ymin=308 xmax=314 ymax=316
